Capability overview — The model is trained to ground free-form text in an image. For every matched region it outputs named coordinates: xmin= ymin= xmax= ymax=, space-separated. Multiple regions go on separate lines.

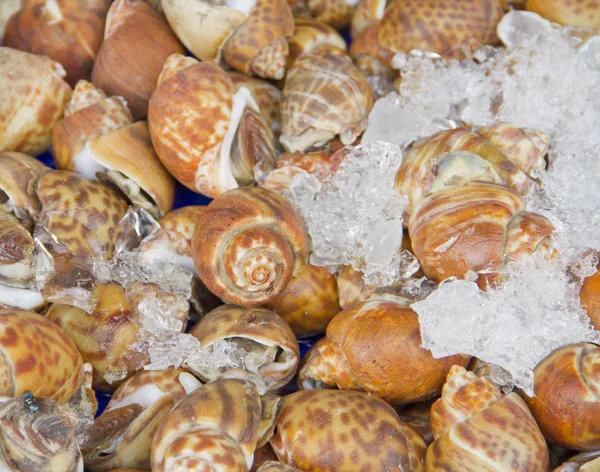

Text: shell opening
xmin=0 ymin=258 xmax=36 ymax=289
xmin=73 ymin=143 xmax=106 ymax=180
xmin=429 ymin=151 xmax=504 ymax=194
xmin=105 ymin=384 xmax=168 ymax=413
xmin=101 ymin=170 xmax=160 ymax=220
xmin=224 ymin=0 xmax=257 ymax=15
xmin=0 ymin=285 xmax=44 ymax=310
xmin=178 ymin=372 xmax=202 ymax=394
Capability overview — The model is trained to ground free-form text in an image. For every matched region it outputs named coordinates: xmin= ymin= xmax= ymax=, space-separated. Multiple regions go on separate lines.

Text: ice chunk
xmin=291 ymin=142 xmax=417 ymax=287
xmin=412 ymin=255 xmax=600 ymax=395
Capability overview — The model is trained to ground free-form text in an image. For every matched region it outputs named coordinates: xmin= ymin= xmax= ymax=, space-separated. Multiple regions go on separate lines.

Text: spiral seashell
xmin=91 ymin=0 xmax=184 ymax=120
xmin=280 ymin=52 xmax=373 ymax=153
xmin=379 ymin=0 xmax=504 ymax=59
xmin=298 ymin=300 xmax=470 ymax=405
xmin=287 ymin=17 xmax=347 ymax=69
xmin=426 ymin=365 xmax=549 ymax=470
xmin=526 ymin=0 xmax=600 ymax=27
xmin=581 ymin=258 xmax=600 ymax=330
xmin=350 ymin=0 xmax=386 ymax=37
xmin=3 ymin=0 xmax=111 ymax=86
xmin=188 ymin=305 xmax=300 ymax=391
xmin=0 ymin=47 xmax=71 ymax=156
xmin=271 ymin=389 xmax=427 ymax=471
xmin=554 ymin=451 xmax=600 ymax=471
xmin=256 ymin=462 xmax=301 ymax=472
xmin=0 ymin=309 xmax=84 ymax=404
xmin=148 ymin=55 xmax=277 ymax=198
xmin=521 ymin=343 xmax=600 ymax=451
xmin=192 ymin=187 xmax=309 ymax=306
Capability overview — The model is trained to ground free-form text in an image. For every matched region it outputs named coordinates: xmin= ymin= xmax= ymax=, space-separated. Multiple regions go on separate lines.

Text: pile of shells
xmin=0 ymin=0 xmax=599 ymax=471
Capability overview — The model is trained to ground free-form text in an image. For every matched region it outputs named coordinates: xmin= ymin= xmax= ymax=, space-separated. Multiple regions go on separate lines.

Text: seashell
xmin=426 ymin=365 xmax=549 ymax=470
xmin=581 ymin=258 xmax=600 ymax=330
xmin=289 ymin=1 xmax=354 ymax=36
xmin=398 ymin=399 xmax=435 ymax=446
xmin=379 ymin=0 xmax=505 ymax=59
xmin=148 ymin=55 xmax=277 ymax=198
xmin=298 ymin=300 xmax=470 ymax=405
xmin=46 ymin=282 xmax=189 ymax=391
xmin=526 ymin=0 xmax=600 ymax=27
xmin=554 ymin=451 xmax=600 ymax=471
xmin=0 ymin=309 xmax=85 ymax=403
xmin=0 ymin=392 xmax=83 ymax=471
xmin=0 ymin=0 xmax=19 ymax=37
xmin=83 ymin=368 xmax=202 ymax=471
xmin=0 ymin=47 xmax=71 ymax=156
xmin=336 ymin=264 xmax=372 ymax=308
xmin=256 ymin=462 xmax=301 ymax=472
xmin=192 ymin=187 xmax=309 ymax=306
xmin=161 ymin=0 xmax=294 ymax=80
xmin=521 ymin=343 xmax=600 ymax=451
xmin=263 ymin=263 xmax=341 ymax=337
xmin=350 ymin=0 xmax=387 ymax=37
xmin=151 ymin=377 xmax=276 ymax=471
xmin=270 ymin=389 xmax=427 ymax=471
xmin=280 ymin=52 xmax=373 ymax=153
xmin=3 ymin=0 xmax=111 ymax=86
xmin=92 ymin=0 xmax=184 ymax=120
xmin=251 ymin=445 xmax=280 ymax=472
xmin=188 ymin=305 xmax=300 ymax=391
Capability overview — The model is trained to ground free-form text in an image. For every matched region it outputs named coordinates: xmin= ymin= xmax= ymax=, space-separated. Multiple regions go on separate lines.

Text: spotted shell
xmin=0 ymin=309 xmax=84 ymax=404
xmin=280 ymin=52 xmax=373 ymax=153
xmin=526 ymin=0 xmax=600 ymax=27
xmin=188 ymin=305 xmax=300 ymax=391
xmin=426 ymin=366 xmax=549 ymax=470
xmin=379 ymin=0 xmax=505 ymax=58
xmin=298 ymin=300 xmax=470 ymax=405
xmin=3 ymin=0 xmax=111 ymax=86
xmin=271 ymin=389 xmax=427 ymax=471
xmin=148 ymin=55 xmax=276 ymax=198
xmin=0 ymin=47 xmax=71 ymax=156
xmin=192 ymin=187 xmax=309 ymax=306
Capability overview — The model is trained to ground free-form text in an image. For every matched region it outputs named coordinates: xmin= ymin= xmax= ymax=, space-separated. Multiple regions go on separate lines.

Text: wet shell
xmin=0 ymin=47 xmax=71 ymax=156
xmin=526 ymin=0 xmax=600 ymax=27
xmin=280 ymin=52 xmax=373 ymax=153
xmin=92 ymin=0 xmax=184 ymax=119
xmin=270 ymin=389 xmax=427 ymax=471
xmin=0 ymin=309 xmax=84 ymax=404
xmin=3 ymin=0 xmax=111 ymax=86
xmin=379 ymin=0 xmax=504 ymax=59
xmin=298 ymin=300 xmax=470 ymax=405
xmin=192 ymin=187 xmax=309 ymax=307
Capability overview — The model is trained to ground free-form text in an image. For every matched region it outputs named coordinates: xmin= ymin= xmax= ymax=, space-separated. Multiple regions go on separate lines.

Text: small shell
xmin=192 ymin=187 xmax=309 ymax=306
xmin=92 ymin=0 xmax=184 ymax=119
xmin=3 ymin=0 xmax=111 ymax=86
xmin=350 ymin=0 xmax=386 ymax=37
xmin=280 ymin=52 xmax=373 ymax=153
xmin=286 ymin=16 xmax=347 ymax=67
xmin=188 ymin=305 xmax=300 ymax=391
xmin=0 ymin=47 xmax=71 ymax=156
xmin=148 ymin=55 xmax=277 ymax=198
xmin=526 ymin=0 xmax=600 ymax=27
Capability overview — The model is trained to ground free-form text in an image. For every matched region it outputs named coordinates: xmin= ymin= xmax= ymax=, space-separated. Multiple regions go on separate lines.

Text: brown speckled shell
xmin=151 ymin=378 xmax=262 ymax=471
xmin=264 ymin=263 xmax=341 ymax=337
xmin=426 ymin=366 xmax=549 ymax=471
xmin=192 ymin=187 xmax=309 ymax=307
xmin=0 ymin=309 xmax=84 ymax=403
xmin=0 ymin=47 xmax=71 ymax=156
xmin=3 ymin=0 xmax=111 ymax=86
xmin=527 ymin=0 xmax=600 ymax=27
xmin=91 ymin=0 xmax=184 ymax=120
xmin=271 ymin=389 xmax=427 ymax=471
xmin=522 ymin=343 xmax=600 ymax=451
xmin=379 ymin=0 xmax=504 ymax=58
xmin=300 ymin=0 xmax=355 ymax=30
xmin=581 ymin=260 xmax=600 ymax=330
xmin=298 ymin=300 xmax=470 ymax=405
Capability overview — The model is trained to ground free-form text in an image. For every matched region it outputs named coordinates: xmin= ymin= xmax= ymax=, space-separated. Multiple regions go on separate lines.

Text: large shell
xmin=426 ymin=366 xmax=549 ymax=470
xmin=271 ymin=389 xmax=427 ymax=471
xmin=526 ymin=0 xmax=600 ymax=27
xmin=0 ymin=47 xmax=71 ymax=156
xmin=298 ymin=300 xmax=470 ymax=405
xmin=188 ymin=305 xmax=300 ymax=391
xmin=0 ymin=309 xmax=84 ymax=404
xmin=280 ymin=52 xmax=373 ymax=153
xmin=192 ymin=187 xmax=309 ymax=306
xmin=148 ymin=55 xmax=277 ymax=198
xmin=3 ymin=0 xmax=111 ymax=86
xmin=92 ymin=0 xmax=184 ymax=120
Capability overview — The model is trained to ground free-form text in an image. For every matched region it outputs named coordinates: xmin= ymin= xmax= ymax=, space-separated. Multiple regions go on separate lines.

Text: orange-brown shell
xmin=0 ymin=47 xmax=71 ymax=156
xmin=0 ymin=309 xmax=84 ymax=403
xmin=192 ymin=187 xmax=309 ymax=307
xmin=91 ymin=0 xmax=184 ymax=119
xmin=581 ymin=262 xmax=600 ymax=330
xmin=526 ymin=0 xmax=600 ymax=27
xmin=3 ymin=0 xmax=111 ymax=86
xmin=379 ymin=0 xmax=504 ymax=59
xmin=264 ymin=263 xmax=341 ymax=337
xmin=271 ymin=389 xmax=427 ymax=471
xmin=349 ymin=21 xmax=394 ymax=68
xmin=298 ymin=300 xmax=470 ymax=405
xmin=522 ymin=343 xmax=600 ymax=451
xmin=426 ymin=366 xmax=549 ymax=470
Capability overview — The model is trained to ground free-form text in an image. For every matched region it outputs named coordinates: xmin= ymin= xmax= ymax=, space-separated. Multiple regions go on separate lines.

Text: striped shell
xmin=526 ymin=0 xmax=600 ymax=27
